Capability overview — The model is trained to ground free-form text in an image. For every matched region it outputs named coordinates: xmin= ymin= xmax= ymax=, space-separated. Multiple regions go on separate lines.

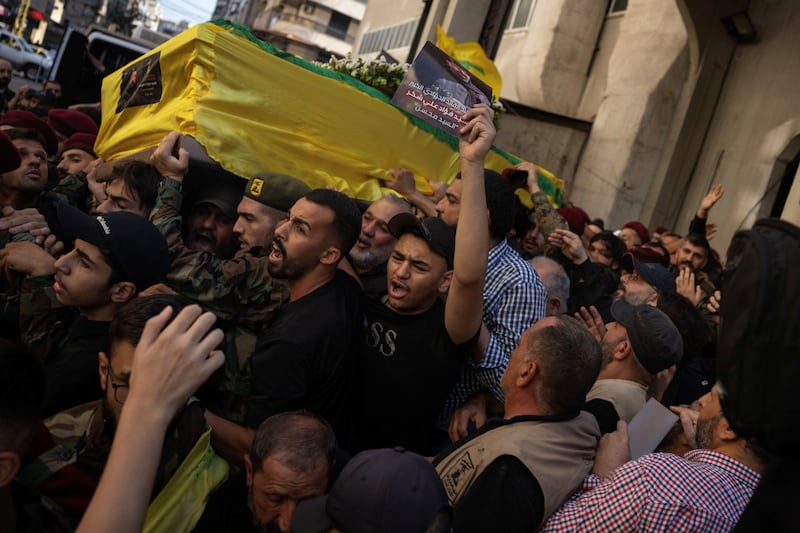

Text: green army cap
xmin=244 ymin=172 xmax=312 ymax=212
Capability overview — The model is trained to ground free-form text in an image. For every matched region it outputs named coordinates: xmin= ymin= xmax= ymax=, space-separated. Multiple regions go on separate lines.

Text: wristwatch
xmin=159 ymin=176 xmax=183 ymax=192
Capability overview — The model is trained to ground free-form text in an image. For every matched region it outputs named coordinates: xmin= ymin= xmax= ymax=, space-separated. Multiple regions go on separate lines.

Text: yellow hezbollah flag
xmin=96 ymin=21 xmax=564 ymax=206
xmin=143 ymin=428 xmax=228 ymax=533
xmin=436 ymin=26 xmax=502 ymax=98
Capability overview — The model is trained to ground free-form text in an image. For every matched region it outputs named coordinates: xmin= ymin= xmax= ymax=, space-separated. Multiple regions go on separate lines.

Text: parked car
xmin=0 ymin=28 xmax=53 ymax=80
xmin=35 ymin=46 xmax=53 ymax=62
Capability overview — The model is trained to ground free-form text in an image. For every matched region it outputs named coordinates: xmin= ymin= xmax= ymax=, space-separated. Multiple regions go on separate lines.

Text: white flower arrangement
xmin=319 ymin=54 xmax=505 ymax=128
xmin=321 ymin=54 xmax=409 ymax=96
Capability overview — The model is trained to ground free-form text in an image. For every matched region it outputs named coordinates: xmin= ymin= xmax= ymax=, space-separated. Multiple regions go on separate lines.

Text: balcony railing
xmin=271 ymin=12 xmax=355 ymax=44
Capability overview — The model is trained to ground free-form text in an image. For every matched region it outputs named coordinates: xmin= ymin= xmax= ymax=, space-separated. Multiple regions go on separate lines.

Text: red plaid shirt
xmin=542 ymin=450 xmax=760 ymax=532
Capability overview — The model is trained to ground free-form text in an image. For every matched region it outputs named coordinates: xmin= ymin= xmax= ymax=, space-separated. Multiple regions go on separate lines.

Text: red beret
xmin=62 ymin=133 xmax=97 ymax=157
xmin=1 ymin=110 xmax=59 ymax=155
xmin=632 ymin=244 xmax=670 ymax=267
xmin=0 ymin=129 xmax=21 ymax=173
xmin=557 ymin=207 xmax=591 ymax=236
xmin=622 ymin=220 xmax=650 ymax=245
xmin=47 ymin=108 xmax=99 ymax=137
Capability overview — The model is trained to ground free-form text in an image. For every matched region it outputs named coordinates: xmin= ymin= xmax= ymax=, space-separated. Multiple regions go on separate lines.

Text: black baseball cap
xmin=388 ymin=213 xmax=455 ymax=269
xmin=292 ymin=447 xmax=450 ymax=533
xmin=57 ymin=202 xmax=170 ymax=293
xmin=610 ymin=299 xmax=683 ymax=374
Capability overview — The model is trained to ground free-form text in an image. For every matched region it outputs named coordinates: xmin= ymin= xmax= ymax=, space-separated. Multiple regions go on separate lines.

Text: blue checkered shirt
xmin=442 ymin=239 xmax=546 ymax=416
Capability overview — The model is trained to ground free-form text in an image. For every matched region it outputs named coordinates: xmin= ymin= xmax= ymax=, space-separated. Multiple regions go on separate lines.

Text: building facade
xmin=137 ymin=0 xmax=162 ymax=31
xmin=355 ymin=0 xmax=800 ymax=251
xmin=240 ymin=0 xmax=366 ymax=61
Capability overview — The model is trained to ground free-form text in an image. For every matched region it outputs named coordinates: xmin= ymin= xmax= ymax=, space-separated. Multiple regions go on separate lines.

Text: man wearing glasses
xmin=618 ymin=249 xmax=676 ymax=306
xmin=23 ymin=294 xmax=216 ymax=525
xmin=1 ymin=203 xmax=170 ymax=416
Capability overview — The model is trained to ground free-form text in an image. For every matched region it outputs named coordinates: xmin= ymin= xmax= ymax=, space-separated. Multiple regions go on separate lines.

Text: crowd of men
xmin=0 ymin=76 xmax=795 ymax=533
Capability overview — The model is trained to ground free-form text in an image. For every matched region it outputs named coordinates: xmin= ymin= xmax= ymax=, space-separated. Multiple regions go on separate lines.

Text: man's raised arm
xmin=445 ymin=105 xmax=495 ymax=345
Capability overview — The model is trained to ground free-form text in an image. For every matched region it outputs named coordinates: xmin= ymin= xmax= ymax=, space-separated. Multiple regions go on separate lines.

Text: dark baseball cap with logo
xmin=388 ymin=213 xmax=455 ymax=269
xmin=57 ymin=202 xmax=170 ymax=293
xmin=244 ymin=172 xmax=311 ymax=212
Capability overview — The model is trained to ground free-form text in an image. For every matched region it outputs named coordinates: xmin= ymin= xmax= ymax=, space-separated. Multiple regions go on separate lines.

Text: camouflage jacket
xmin=0 ymin=172 xmax=88 ymax=342
xmin=19 ymin=274 xmax=74 ymax=361
xmin=19 ymin=399 xmax=209 ymax=517
xmin=531 ymin=190 xmax=568 ymax=256
xmin=203 ymin=322 xmax=259 ymax=424
xmin=531 ymin=190 xmax=568 ymax=238
xmin=44 ymin=171 xmax=89 ymax=209
xmin=149 ymin=184 xmax=287 ymax=331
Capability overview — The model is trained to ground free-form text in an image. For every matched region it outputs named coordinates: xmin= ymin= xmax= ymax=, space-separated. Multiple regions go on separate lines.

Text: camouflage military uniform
xmin=0 ymin=171 xmax=89 ymax=343
xmin=149 ymin=183 xmax=288 ymax=422
xmin=19 ymin=274 xmax=74 ymax=361
xmin=528 ymin=190 xmax=568 ymax=258
xmin=531 ymin=190 xmax=569 ymax=239
xmin=204 ymin=322 xmax=258 ymax=424
xmin=18 ymin=399 xmax=209 ymax=521
xmin=149 ymin=183 xmax=287 ymax=329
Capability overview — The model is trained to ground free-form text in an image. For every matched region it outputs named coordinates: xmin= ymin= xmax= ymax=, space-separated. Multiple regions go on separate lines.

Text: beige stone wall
xmin=494 ymin=0 xmax=607 ymax=117
xmin=495 ymin=113 xmax=589 ymax=183
xmin=569 ymin=0 xmax=689 ymax=230
xmin=675 ymin=0 xmax=800 ymax=250
xmin=577 ymin=14 xmax=624 ymax=121
xmin=357 ymin=0 xmax=421 ymax=29
xmin=352 ymin=0 xmax=800 ymax=250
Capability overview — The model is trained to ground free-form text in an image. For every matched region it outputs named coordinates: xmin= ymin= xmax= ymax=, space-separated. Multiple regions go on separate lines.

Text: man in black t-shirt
xmin=206 ymin=188 xmax=363 ymax=465
xmin=352 ymin=105 xmax=496 ymax=455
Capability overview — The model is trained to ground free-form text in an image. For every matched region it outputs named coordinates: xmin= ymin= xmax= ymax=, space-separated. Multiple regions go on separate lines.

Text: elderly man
xmin=433 ymin=315 xmax=602 ymax=531
xmin=530 ymin=255 xmax=570 ymax=316
xmin=349 ymin=194 xmax=413 ymax=300
xmin=194 ymin=412 xmax=337 ymax=533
